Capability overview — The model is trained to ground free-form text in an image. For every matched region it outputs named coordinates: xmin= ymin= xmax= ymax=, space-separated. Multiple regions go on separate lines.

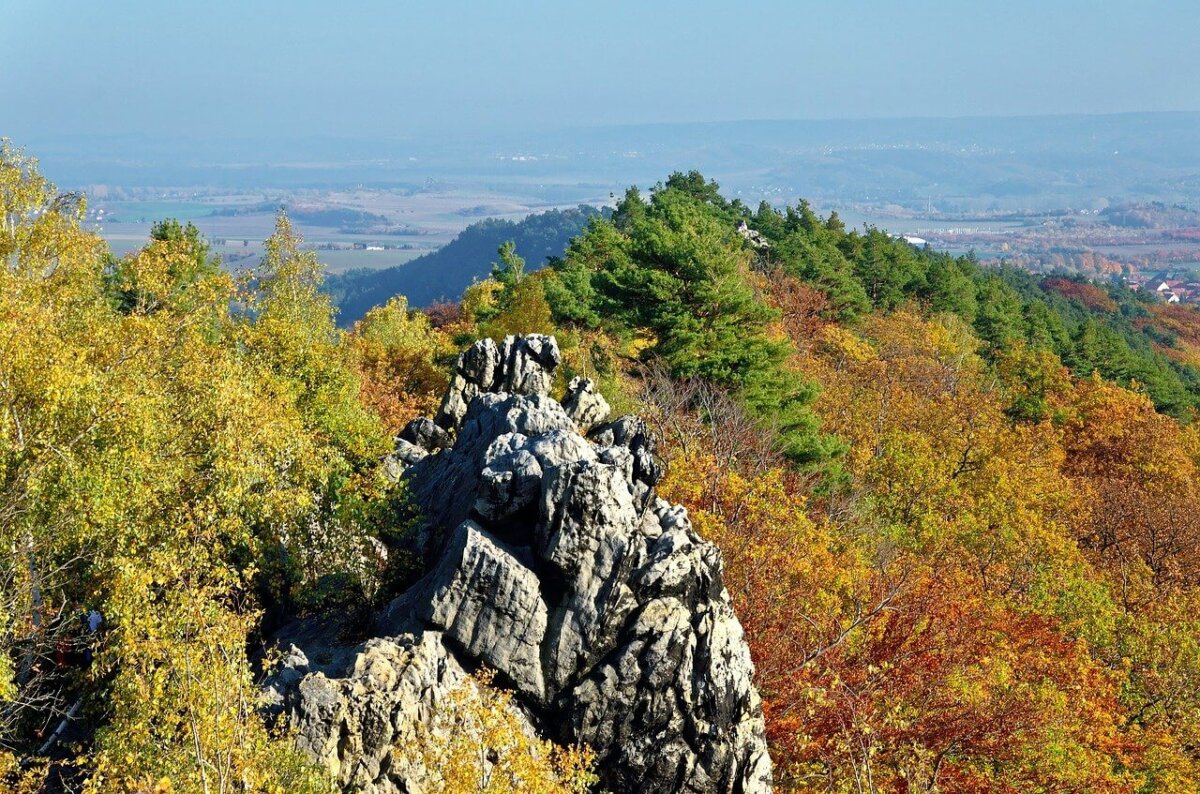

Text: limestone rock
xmin=393 ymin=438 xmax=428 ymax=465
xmin=268 ymin=631 xmax=486 ymax=793
xmin=459 ymin=336 xmax=502 ymax=386
xmin=538 ymin=458 xmax=642 ymax=692
xmin=435 ymin=334 xmax=560 ymax=428
xmin=475 ymin=434 xmax=544 ymax=522
xmin=382 ymin=438 xmax=430 ymax=483
xmin=498 ymin=334 xmax=561 ymax=395
xmin=269 ymin=335 xmax=773 ymax=794
xmin=419 ymin=521 xmax=549 ymax=702
xmin=405 ymin=393 xmax=577 ymax=555
xmin=591 ymin=414 xmax=664 ymax=512
xmin=562 ymin=376 xmax=611 ymax=432
xmin=737 ymin=220 xmax=771 ymax=258
xmin=399 ymin=417 xmax=450 ymax=452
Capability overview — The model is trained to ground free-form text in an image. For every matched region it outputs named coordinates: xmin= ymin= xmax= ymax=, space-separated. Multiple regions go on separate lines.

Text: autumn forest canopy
xmin=11 ymin=140 xmax=1200 ymax=793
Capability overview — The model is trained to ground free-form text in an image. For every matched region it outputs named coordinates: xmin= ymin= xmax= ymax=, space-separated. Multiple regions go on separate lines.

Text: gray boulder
xmin=420 ymin=521 xmax=549 ymax=702
xmin=405 ymin=392 xmax=577 ymax=556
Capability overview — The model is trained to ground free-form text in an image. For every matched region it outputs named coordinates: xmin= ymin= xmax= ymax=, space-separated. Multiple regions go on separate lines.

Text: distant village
xmin=1127 ymin=274 xmax=1200 ymax=304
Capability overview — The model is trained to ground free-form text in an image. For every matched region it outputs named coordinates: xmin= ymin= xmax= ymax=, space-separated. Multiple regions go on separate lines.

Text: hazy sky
xmin=2 ymin=0 xmax=1198 ymax=139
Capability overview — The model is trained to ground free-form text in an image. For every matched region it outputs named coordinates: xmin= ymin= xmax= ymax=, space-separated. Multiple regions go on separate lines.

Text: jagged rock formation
xmin=268 ymin=334 xmax=773 ymax=794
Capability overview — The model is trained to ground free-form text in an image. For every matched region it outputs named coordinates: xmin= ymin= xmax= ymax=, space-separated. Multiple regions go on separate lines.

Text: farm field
xmin=89 ymin=185 xmax=611 ymax=270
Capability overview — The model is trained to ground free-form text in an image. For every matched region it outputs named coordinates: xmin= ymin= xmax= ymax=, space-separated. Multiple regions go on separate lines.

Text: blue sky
xmin=2 ymin=0 xmax=1198 ymax=139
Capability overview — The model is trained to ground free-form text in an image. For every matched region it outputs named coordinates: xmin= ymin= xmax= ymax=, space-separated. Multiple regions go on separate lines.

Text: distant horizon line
xmin=11 ymin=108 xmax=1200 ymax=144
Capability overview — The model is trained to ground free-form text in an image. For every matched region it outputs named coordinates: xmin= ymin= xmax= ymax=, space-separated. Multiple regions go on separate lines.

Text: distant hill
xmin=324 ymin=205 xmax=604 ymax=324
xmin=1100 ymin=202 xmax=1200 ymax=229
xmin=210 ymin=202 xmax=395 ymax=232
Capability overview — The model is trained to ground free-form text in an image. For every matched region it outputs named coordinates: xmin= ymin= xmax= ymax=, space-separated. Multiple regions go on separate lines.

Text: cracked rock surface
xmin=268 ymin=334 xmax=773 ymax=793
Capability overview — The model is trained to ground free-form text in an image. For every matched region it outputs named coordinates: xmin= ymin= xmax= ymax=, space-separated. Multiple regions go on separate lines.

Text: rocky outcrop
xmin=269 ymin=334 xmax=773 ymax=793
xmin=562 ymin=375 xmax=611 ymax=433
xmin=737 ymin=220 xmax=771 ymax=263
xmin=265 ymin=630 xmax=496 ymax=792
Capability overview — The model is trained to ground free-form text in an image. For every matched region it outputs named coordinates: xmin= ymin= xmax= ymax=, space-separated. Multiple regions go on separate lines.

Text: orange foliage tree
xmin=652 ymin=304 xmax=1192 ymax=792
xmin=349 ymin=296 xmax=452 ymax=435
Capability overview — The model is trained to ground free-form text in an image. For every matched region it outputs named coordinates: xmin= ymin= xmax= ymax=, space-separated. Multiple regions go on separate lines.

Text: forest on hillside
xmin=10 ymin=141 xmax=1200 ymax=792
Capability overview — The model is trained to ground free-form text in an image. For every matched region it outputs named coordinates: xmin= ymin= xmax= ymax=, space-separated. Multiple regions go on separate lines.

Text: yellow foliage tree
xmin=0 ymin=144 xmax=371 ymax=790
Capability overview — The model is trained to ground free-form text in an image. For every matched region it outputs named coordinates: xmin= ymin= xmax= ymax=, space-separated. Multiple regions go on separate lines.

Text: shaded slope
xmin=325 ymin=205 xmax=604 ymax=324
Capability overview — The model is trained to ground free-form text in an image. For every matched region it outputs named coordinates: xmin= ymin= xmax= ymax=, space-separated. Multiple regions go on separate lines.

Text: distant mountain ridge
xmin=324 ymin=205 xmax=604 ymax=324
